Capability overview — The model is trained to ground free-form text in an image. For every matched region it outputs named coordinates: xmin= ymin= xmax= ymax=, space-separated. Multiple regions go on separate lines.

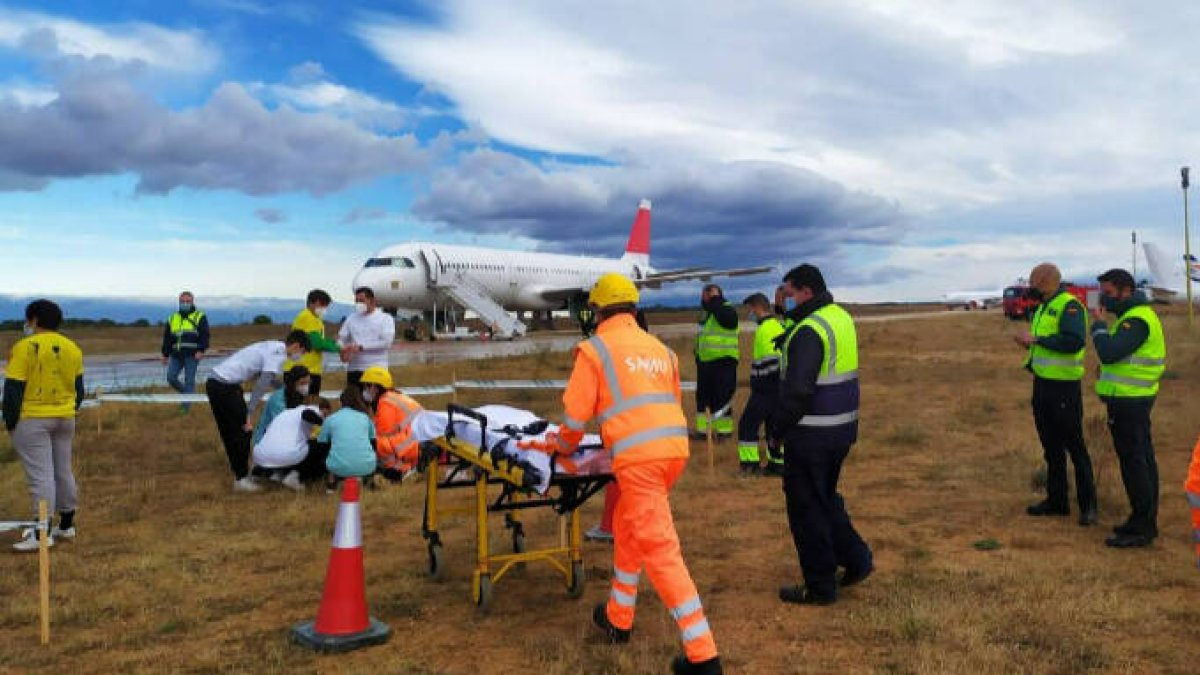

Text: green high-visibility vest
xmin=750 ymin=316 xmax=785 ymax=381
xmin=168 ymin=310 xmax=205 ymax=351
xmin=1096 ymin=305 xmax=1166 ymax=398
xmin=696 ymin=302 xmax=739 ymax=362
xmin=1027 ymin=291 xmax=1086 ymax=381
xmin=781 ymin=303 xmax=859 ymax=427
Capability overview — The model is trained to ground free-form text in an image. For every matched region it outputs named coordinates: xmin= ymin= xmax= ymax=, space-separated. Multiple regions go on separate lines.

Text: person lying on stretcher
xmin=358 ymin=366 xmax=423 ymax=482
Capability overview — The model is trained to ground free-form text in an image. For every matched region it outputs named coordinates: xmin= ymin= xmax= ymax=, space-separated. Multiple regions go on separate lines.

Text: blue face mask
xmin=785 ymin=297 xmax=797 ymax=311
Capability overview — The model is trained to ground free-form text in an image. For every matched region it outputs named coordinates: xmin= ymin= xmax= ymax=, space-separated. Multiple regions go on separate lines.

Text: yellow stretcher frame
xmin=418 ymin=405 xmax=613 ymax=612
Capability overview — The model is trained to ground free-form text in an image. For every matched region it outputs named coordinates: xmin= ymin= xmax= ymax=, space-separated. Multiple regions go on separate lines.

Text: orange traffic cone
xmin=291 ymin=477 xmax=391 ymax=652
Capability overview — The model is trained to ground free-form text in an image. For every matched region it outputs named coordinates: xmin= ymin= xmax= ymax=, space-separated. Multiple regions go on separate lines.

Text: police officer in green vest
xmin=771 ymin=264 xmax=872 ymax=606
xmin=1091 ymin=268 xmax=1166 ymax=548
xmin=736 ymin=293 xmax=785 ymax=476
xmin=693 ymin=284 xmax=739 ymax=440
xmin=160 ymin=291 xmax=210 ymax=412
xmin=1013 ymin=263 xmax=1097 ymax=525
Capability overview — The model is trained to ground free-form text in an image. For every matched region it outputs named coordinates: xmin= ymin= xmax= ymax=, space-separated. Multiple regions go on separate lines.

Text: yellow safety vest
xmin=1096 ymin=305 xmax=1165 ymax=398
xmin=1027 ymin=291 xmax=1086 ymax=381
xmin=696 ymin=303 xmax=739 ymax=362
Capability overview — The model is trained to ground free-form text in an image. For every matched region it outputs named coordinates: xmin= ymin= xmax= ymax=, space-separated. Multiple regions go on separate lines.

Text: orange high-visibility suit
xmin=557 ymin=312 xmax=718 ymax=664
xmin=1184 ymin=436 xmax=1200 ymax=567
xmin=375 ymin=391 xmax=423 ymax=472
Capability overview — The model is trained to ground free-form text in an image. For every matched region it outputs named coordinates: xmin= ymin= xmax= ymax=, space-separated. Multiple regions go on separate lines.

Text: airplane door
xmin=419 ymin=248 xmax=443 ymax=286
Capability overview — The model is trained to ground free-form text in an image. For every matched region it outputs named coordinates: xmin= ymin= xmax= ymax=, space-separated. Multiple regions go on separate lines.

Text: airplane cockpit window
xmin=364 ymin=257 xmax=417 ymax=268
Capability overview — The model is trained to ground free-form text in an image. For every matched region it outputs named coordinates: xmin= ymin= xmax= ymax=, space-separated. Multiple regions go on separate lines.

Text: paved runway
xmin=5 ymin=310 xmax=968 ymax=394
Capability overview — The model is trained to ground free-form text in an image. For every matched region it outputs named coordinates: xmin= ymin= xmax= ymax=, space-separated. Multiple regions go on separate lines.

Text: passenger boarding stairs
xmin=435 ymin=272 xmax=527 ymax=339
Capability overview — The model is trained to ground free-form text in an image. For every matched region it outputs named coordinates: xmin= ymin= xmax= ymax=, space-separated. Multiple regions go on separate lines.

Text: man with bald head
xmin=1013 ymin=263 xmax=1097 ymax=525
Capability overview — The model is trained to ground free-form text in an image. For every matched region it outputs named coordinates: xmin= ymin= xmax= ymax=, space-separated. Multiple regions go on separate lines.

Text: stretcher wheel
xmin=567 ymin=561 xmax=585 ymax=599
xmin=473 ymin=573 xmax=493 ymax=612
xmin=427 ymin=542 xmax=444 ymax=580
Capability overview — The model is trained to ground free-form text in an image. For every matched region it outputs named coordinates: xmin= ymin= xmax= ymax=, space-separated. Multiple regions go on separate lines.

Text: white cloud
xmin=0 ymin=82 xmax=56 ymax=107
xmin=0 ymin=7 xmax=219 ymax=73
xmin=356 ymin=1 xmax=1200 ymax=212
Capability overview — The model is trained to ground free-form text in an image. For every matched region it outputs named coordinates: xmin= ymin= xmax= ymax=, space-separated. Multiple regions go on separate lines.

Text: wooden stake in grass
xmin=38 ymin=499 xmax=50 ymax=646
xmin=95 ymin=386 xmax=103 ymax=434
xmin=705 ymin=407 xmax=715 ymax=474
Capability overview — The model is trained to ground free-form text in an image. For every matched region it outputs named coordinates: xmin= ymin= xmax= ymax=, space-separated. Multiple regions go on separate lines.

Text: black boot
xmin=591 ymin=603 xmax=630 ymax=643
xmin=1077 ymin=503 xmax=1098 ymax=526
xmin=1026 ymin=500 xmax=1069 ymax=516
xmin=672 ymin=654 xmax=723 ymax=674
xmin=779 ymin=584 xmax=835 ymax=605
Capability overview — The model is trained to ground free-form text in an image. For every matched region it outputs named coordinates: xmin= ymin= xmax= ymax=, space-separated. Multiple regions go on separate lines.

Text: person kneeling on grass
xmin=252 ymin=365 xmax=312 ymax=448
xmin=358 ymin=366 xmax=424 ymax=483
xmin=253 ymin=398 xmax=332 ymax=491
xmin=318 ymin=387 xmax=378 ymax=493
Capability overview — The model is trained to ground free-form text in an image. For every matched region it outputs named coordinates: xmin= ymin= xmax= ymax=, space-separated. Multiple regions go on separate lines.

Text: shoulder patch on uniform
xmin=1121 ymin=322 xmax=1132 ymax=329
xmin=1066 ymin=307 xmax=1079 ymax=314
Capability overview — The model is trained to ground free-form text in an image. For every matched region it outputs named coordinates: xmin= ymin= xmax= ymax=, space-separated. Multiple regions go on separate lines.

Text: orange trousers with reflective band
xmin=1184 ymin=436 xmax=1200 ymax=566
xmin=605 ymin=458 xmax=718 ymax=663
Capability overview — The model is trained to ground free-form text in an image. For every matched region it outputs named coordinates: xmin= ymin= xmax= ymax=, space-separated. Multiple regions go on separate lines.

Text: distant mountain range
xmin=0 ymin=294 xmax=356 ymax=326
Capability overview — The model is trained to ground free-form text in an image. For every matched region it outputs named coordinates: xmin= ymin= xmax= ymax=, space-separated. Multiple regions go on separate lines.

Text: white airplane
xmin=942 ymin=290 xmax=1002 ymax=310
xmin=1142 ymin=241 xmax=1200 ymax=304
xmin=351 ymin=199 xmax=772 ymax=337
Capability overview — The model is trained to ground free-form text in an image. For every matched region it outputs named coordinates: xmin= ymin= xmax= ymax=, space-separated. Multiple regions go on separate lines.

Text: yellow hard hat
xmin=359 ymin=366 xmax=393 ymax=390
xmin=588 ymin=272 xmax=640 ymax=308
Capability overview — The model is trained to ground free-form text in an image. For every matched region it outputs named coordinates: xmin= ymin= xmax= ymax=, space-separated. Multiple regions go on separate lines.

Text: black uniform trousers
xmin=782 ymin=434 xmax=873 ymax=599
xmin=696 ymin=358 xmax=737 ymax=419
xmin=1105 ymin=396 xmax=1159 ymax=537
xmin=206 ymin=378 xmax=250 ymax=479
xmin=1031 ymin=377 xmax=1096 ymax=512
xmin=737 ymin=386 xmax=782 ymax=464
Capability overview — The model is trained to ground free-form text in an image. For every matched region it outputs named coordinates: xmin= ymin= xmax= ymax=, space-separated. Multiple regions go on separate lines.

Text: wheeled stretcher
xmin=418 ymin=404 xmax=613 ymax=611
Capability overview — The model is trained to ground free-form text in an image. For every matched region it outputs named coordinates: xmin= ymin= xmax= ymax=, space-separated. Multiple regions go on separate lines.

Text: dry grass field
xmin=1 ymin=308 xmax=1198 ymax=674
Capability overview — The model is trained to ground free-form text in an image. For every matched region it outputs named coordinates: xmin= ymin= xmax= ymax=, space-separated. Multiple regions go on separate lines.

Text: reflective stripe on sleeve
xmin=563 ymin=415 xmax=587 ymax=431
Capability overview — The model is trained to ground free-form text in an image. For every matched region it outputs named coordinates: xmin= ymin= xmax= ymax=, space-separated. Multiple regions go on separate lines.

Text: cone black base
xmin=290 ymin=618 xmax=391 ymax=653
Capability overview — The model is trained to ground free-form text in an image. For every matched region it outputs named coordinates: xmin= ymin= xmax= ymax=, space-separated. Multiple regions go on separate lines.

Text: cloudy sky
xmin=0 ymin=0 xmax=1196 ymax=304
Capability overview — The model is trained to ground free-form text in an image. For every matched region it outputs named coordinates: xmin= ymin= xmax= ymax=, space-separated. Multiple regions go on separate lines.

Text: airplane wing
xmin=538 ymin=265 xmax=774 ymax=300
xmin=635 ymin=265 xmax=774 ymax=289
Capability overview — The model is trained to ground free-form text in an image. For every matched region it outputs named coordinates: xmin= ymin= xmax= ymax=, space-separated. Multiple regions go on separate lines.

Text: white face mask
xmin=288 ymin=348 xmax=304 ymax=362
xmin=313 ymin=306 xmax=327 ymax=318
xmin=295 ymin=383 xmax=310 ymax=396
xmin=354 ymin=302 xmax=369 ymax=315
xmin=362 ymin=388 xmax=376 ymax=403
xmin=22 ymin=323 xmax=34 ymax=336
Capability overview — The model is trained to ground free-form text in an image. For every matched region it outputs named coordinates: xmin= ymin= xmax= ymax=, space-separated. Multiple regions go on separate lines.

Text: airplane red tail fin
xmin=622 ymin=199 xmax=651 ymax=266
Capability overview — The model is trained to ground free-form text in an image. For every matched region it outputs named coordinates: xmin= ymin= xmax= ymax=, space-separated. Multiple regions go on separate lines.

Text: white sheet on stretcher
xmin=410 ymin=405 xmax=610 ymax=494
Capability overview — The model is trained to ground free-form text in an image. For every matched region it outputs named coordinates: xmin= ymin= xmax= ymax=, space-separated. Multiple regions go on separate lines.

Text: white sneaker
xmin=269 ymin=471 xmax=285 ymax=483
xmin=282 ymin=470 xmax=303 ymax=492
xmin=233 ymin=476 xmax=263 ymax=493
xmin=584 ymin=525 xmax=614 ymax=542
xmin=51 ymin=526 xmax=76 ymax=541
xmin=12 ymin=528 xmax=53 ymax=552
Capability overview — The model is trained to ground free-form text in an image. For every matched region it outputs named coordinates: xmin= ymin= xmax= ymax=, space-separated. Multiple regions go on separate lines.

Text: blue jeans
xmin=166 ymin=353 xmax=199 ymax=404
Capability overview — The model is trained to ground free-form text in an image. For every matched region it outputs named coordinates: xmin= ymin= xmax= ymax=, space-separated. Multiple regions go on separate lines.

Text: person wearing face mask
xmin=4 ymin=299 xmax=85 ymax=552
xmin=285 ymin=289 xmax=340 ymax=396
xmin=337 ymin=287 xmax=396 ymax=387
xmin=253 ymin=393 xmax=332 ymax=492
xmin=1090 ymin=268 xmax=1166 ymax=548
xmin=358 ymin=366 xmax=425 ymax=480
xmin=693 ymin=284 xmax=739 ymax=441
xmin=1012 ymin=263 xmax=1097 ymax=525
xmin=770 ymin=264 xmax=873 ymax=606
xmin=252 ymin=365 xmax=312 ymax=448
xmin=160 ymin=291 xmax=210 ymax=412
xmin=205 ymin=330 xmax=310 ymax=492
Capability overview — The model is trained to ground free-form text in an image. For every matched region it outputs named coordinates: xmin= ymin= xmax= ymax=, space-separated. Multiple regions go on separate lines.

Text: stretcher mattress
xmin=411 ymin=405 xmax=610 ymax=493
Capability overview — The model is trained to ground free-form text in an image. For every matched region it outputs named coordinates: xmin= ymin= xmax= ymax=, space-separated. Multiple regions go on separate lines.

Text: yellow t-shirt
xmin=5 ymin=332 xmax=84 ymax=418
xmin=285 ymin=308 xmax=325 ymax=375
